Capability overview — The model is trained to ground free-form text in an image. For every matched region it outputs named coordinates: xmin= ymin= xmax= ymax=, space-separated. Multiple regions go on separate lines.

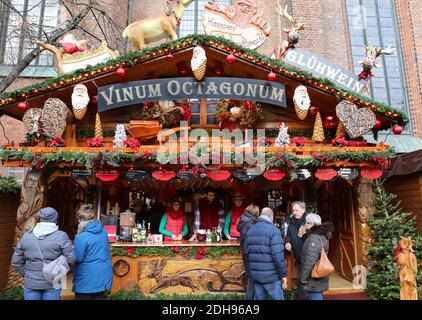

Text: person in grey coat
xmin=300 ymin=213 xmax=334 ymax=300
xmin=12 ymin=207 xmax=74 ymax=300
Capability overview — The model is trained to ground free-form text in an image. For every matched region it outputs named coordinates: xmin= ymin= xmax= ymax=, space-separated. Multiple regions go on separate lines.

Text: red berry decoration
xmin=373 ymin=119 xmax=382 ymax=129
xmin=116 ymin=67 xmax=126 ymax=77
xmin=17 ymin=102 xmax=28 ymax=111
xmin=322 ymin=112 xmax=339 ymax=130
xmin=267 ymin=71 xmax=277 ymax=81
xmin=214 ymin=65 xmax=223 ymax=76
xmin=91 ymin=95 xmax=98 ymax=105
xmin=178 ymin=63 xmax=189 ymax=75
xmin=392 ymin=125 xmax=403 ymax=135
xmin=226 ymin=53 xmax=236 ymax=64
xmin=309 ymin=105 xmax=319 ymax=116
xmin=166 ymin=53 xmax=174 ymax=62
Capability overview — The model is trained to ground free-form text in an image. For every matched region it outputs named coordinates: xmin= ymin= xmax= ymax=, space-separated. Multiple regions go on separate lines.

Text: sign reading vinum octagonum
xmin=98 ymin=77 xmax=286 ymax=112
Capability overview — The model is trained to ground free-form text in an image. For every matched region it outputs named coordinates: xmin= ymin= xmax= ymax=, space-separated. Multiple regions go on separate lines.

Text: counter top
xmin=111 ymin=240 xmax=240 ymax=247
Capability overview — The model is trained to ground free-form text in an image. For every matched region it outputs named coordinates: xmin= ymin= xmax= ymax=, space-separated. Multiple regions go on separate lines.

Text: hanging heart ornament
xmin=335 ymin=100 xmax=376 ymax=139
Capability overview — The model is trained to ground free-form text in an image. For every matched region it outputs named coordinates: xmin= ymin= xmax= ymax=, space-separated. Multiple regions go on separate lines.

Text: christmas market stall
xmin=0 ymin=25 xmax=408 ymax=296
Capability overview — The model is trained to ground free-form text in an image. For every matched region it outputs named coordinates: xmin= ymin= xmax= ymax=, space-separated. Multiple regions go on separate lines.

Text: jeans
xmin=23 ymin=287 xmax=61 ymax=300
xmin=308 ymin=292 xmax=324 ymax=300
xmin=253 ymin=280 xmax=284 ymax=300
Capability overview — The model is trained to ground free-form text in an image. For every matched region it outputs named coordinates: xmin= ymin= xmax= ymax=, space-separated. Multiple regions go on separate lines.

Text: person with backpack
xmin=12 ymin=207 xmax=74 ymax=300
xmin=72 ymin=204 xmax=112 ymax=300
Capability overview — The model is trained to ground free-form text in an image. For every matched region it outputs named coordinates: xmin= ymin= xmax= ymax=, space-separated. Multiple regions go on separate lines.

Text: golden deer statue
xmin=123 ymin=0 xmax=194 ymax=51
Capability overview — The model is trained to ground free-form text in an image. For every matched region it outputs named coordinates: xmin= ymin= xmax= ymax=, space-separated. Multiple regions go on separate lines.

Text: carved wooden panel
xmin=336 ymin=100 xmax=376 ymax=139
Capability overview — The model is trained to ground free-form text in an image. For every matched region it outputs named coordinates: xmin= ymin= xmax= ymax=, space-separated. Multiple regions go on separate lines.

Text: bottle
xmin=139 ymin=220 xmax=146 ymax=242
xmin=136 ymin=224 xmax=142 ymax=242
xmin=211 ymin=228 xmax=217 ymax=242
xmin=216 ymin=227 xmax=222 ymax=242
xmin=147 ymin=222 xmax=151 ymax=238
xmin=206 ymin=229 xmax=211 ymax=242
xmin=131 ymin=227 xmax=138 ymax=242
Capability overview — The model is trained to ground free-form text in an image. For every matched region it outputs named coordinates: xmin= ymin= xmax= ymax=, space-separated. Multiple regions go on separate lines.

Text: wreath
xmin=216 ymin=99 xmax=263 ymax=129
xmin=140 ymin=100 xmax=191 ymax=128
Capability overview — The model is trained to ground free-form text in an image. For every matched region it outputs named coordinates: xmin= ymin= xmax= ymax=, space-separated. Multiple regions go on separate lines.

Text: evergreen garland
xmin=366 ymin=179 xmax=422 ymax=300
xmin=0 ymin=176 xmax=21 ymax=195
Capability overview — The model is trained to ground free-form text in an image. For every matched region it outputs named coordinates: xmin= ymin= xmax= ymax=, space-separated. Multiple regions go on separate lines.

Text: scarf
xmin=167 ymin=209 xmax=184 ymax=220
xmin=77 ymin=219 xmax=95 ymax=234
xmin=32 ymin=222 xmax=58 ymax=239
xmin=231 ymin=205 xmax=245 ymax=221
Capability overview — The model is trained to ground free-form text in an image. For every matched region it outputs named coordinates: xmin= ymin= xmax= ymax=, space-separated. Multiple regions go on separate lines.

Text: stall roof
xmin=0 ymin=34 xmax=408 ymax=128
xmin=383 ymin=148 xmax=422 ymax=177
xmin=364 ymin=134 xmax=422 ymax=154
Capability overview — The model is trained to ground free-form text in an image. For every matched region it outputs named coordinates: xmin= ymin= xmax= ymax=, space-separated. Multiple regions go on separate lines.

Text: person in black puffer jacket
xmin=300 ymin=213 xmax=334 ymax=300
xmin=244 ymin=208 xmax=287 ymax=300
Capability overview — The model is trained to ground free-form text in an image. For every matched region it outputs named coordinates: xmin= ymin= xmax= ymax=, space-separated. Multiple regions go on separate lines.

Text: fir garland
xmin=0 ymin=176 xmax=21 ymax=195
xmin=0 ymin=34 xmax=408 ymax=126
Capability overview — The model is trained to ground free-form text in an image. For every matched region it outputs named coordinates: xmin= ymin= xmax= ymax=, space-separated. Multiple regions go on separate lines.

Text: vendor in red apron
xmin=189 ymin=188 xmax=225 ymax=241
xmin=159 ymin=198 xmax=188 ymax=241
xmin=223 ymin=192 xmax=246 ymax=240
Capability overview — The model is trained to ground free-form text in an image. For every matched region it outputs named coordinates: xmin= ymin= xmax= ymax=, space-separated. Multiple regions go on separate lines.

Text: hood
xmin=309 ymin=222 xmax=334 ymax=239
xmin=237 ymin=211 xmax=258 ymax=230
xmin=83 ymin=220 xmax=103 ymax=234
xmin=32 ymin=222 xmax=58 ymax=239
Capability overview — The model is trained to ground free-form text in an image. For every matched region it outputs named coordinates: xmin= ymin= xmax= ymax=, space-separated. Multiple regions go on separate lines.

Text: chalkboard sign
xmin=72 ymin=169 xmax=92 ymax=180
xmin=295 ymin=169 xmax=311 ymax=180
xmin=125 ymin=170 xmax=151 ymax=180
xmin=338 ymin=168 xmax=359 ymax=180
xmin=232 ymin=168 xmax=260 ymax=182
xmin=177 ymin=170 xmax=194 ymax=180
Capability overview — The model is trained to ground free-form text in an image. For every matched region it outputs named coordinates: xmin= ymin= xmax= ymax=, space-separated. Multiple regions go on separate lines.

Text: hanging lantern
xmin=373 ymin=119 xmax=382 ymax=129
xmin=392 ymin=125 xmax=403 ymax=135
xmin=166 ymin=53 xmax=174 ymax=62
xmin=360 ymin=167 xmax=383 ymax=180
xmin=116 ymin=67 xmax=126 ymax=77
xmin=263 ymin=169 xmax=286 ymax=181
xmin=315 ymin=168 xmax=337 ymax=180
xmin=17 ymin=102 xmax=28 ymax=111
xmin=309 ymin=105 xmax=319 ymax=116
xmin=322 ymin=112 xmax=339 ymax=130
xmin=152 ymin=170 xmax=176 ymax=181
xmin=207 ymin=170 xmax=231 ymax=181
xmin=226 ymin=53 xmax=236 ymax=64
xmin=95 ymin=170 xmax=120 ymax=182
xmin=267 ymin=71 xmax=277 ymax=81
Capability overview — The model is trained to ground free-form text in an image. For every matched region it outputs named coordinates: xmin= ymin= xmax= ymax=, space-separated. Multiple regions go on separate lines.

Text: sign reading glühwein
xmin=98 ymin=77 xmax=286 ymax=112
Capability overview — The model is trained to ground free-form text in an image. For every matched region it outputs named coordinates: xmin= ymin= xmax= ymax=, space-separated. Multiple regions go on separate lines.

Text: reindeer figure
xmin=123 ymin=0 xmax=194 ymax=51
xmin=358 ymin=43 xmax=395 ymax=93
xmin=147 ymin=259 xmax=199 ymax=294
xmin=272 ymin=5 xmax=306 ymax=60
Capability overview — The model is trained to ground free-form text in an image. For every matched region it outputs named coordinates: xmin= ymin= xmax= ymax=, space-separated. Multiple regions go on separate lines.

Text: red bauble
xmin=263 ymin=169 xmax=286 ymax=181
xmin=17 ymin=102 xmax=28 ymax=111
xmin=90 ymin=95 xmax=98 ymax=105
xmin=116 ymin=67 xmax=126 ymax=77
xmin=166 ymin=53 xmax=174 ymax=62
xmin=178 ymin=63 xmax=189 ymax=75
xmin=226 ymin=53 xmax=236 ymax=64
xmin=95 ymin=170 xmax=120 ymax=182
xmin=322 ymin=112 xmax=339 ymax=130
xmin=392 ymin=125 xmax=403 ymax=135
xmin=267 ymin=71 xmax=277 ymax=81
xmin=214 ymin=65 xmax=223 ymax=76
xmin=309 ymin=105 xmax=319 ymax=116
xmin=373 ymin=119 xmax=382 ymax=129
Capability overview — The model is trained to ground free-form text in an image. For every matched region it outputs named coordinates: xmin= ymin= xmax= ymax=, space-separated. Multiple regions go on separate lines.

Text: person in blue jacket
xmin=244 ymin=207 xmax=288 ymax=300
xmin=72 ymin=204 xmax=112 ymax=300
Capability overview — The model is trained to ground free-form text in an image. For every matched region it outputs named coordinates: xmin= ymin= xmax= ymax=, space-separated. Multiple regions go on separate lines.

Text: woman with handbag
xmin=299 ymin=213 xmax=334 ymax=300
xmin=12 ymin=207 xmax=74 ymax=300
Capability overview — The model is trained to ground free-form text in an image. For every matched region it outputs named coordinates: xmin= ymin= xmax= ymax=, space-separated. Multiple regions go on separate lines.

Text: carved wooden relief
xmin=336 ymin=100 xmax=376 ymax=139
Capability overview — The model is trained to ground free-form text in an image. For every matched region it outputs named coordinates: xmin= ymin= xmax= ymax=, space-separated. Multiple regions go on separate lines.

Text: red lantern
xmin=90 ymin=95 xmax=98 ymax=105
xmin=392 ymin=125 xmax=403 ymax=135
xmin=322 ymin=112 xmax=339 ymax=130
xmin=116 ymin=67 xmax=126 ymax=77
xmin=309 ymin=105 xmax=319 ymax=116
xmin=178 ymin=63 xmax=189 ymax=76
xmin=226 ymin=53 xmax=236 ymax=64
xmin=166 ymin=53 xmax=174 ymax=62
xmin=360 ymin=167 xmax=383 ymax=180
xmin=315 ymin=168 xmax=337 ymax=180
xmin=214 ymin=65 xmax=223 ymax=76
xmin=207 ymin=170 xmax=231 ymax=181
xmin=263 ymin=169 xmax=286 ymax=181
xmin=95 ymin=170 xmax=120 ymax=181
xmin=267 ymin=71 xmax=277 ymax=81
xmin=373 ymin=119 xmax=382 ymax=129
xmin=152 ymin=170 xmax=176 ymax=181
xmin=17 ymin=102 xmax=28 ymax=111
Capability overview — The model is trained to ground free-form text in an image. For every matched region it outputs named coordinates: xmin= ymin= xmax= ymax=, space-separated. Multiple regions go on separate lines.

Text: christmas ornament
xmin=312 ymin=112 xmax=325 ymax=142
xmin=40 ymin=98 xmax=68 ymax=139
xmin=166 ymin=53 xmax=174 ymax=62
xmin=309 ymin=105 xmax=319 ymax=116
xmin=113 ymin=124 xmax=127 ymax=148
xmin=373 ymin=119 xmax=382 ymax=129
xmin=95 ymin=170 xmax=120 ymax=182
xmin=60 ymin=33 xmax=87 ymax=55
xmin=191 ymin=46 xmax=207 ymax=81
xmin=315 ymin=168 xmax=337 ymax=180
xmin=91 ymin=95 xmax=98 ymax=105
xmin=178 ymin=63 xmax=189 ymax=75
xmin=226 ymin=53 xmax=236 ymax=64
xmin=335 ymin=100 xmax=376 ymax=139
xmin=207 ymin=170 xmax=231 ymax=181
xmin=360 ymin=167 xmax=383 ymax=180
xmin=267 ymin=71 xmax=277 ymax=81
xmin=392 ymin=125 xmax=403 ymax=135
xmin=152 ymin=170 xmax=176 ymax=181
xmin=71 ymin=84 xmax=90 ymax=120
xmin=293 ymin=85 xmax=310 ymax=120
xmin=18 ymin=102 xmax=28 ymax=111
xmin=23 ymin=108 xmax=42 ymax=136
xmin=335 ymin=121 xmax=346 ymax=139
xmin=274 ymin=122 xmax=290 ymax=147
xmin=263 ymin=169 xmax=286 ymax=181
xmin=322 ymin=112 xmax=339 ymax=130
xmin=116 ymin=67 xmax=126 ymax=77
xmin=95 ymin=112 xmax=103 ymax=138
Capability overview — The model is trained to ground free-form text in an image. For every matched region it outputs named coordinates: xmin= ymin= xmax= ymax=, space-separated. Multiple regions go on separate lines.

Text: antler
xmin=276 ymin=5 xmax=293 ymax=24
xmin=377 ymin=44 xmax=395 ymax=57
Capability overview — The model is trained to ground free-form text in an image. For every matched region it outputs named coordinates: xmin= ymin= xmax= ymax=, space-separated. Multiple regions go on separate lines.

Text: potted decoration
xmin=216 ymin=99 xmax=263 ymax=130
xmin=123 ymin=137 xmax=141 ymax=149
xmin=290 ymin=136 xmax=306 ymax=147
xmin=87 ymin=137 xmax=104 ymax=147
xmin=50 ymin=136 xmax=66 ymax=147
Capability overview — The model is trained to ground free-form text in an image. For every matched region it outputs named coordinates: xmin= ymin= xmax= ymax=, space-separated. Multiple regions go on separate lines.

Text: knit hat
xmin=38 ymin=207 xmax=58 ymax=223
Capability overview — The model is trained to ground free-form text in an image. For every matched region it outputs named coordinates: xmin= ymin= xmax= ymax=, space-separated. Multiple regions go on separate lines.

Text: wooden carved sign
xmin=336 ymin=100 xmax=376 ymax=139
xmin=202 ymin=0 xmax=271 ymax=49
xmin=315 ymin=168 xmax=337 ymax=181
